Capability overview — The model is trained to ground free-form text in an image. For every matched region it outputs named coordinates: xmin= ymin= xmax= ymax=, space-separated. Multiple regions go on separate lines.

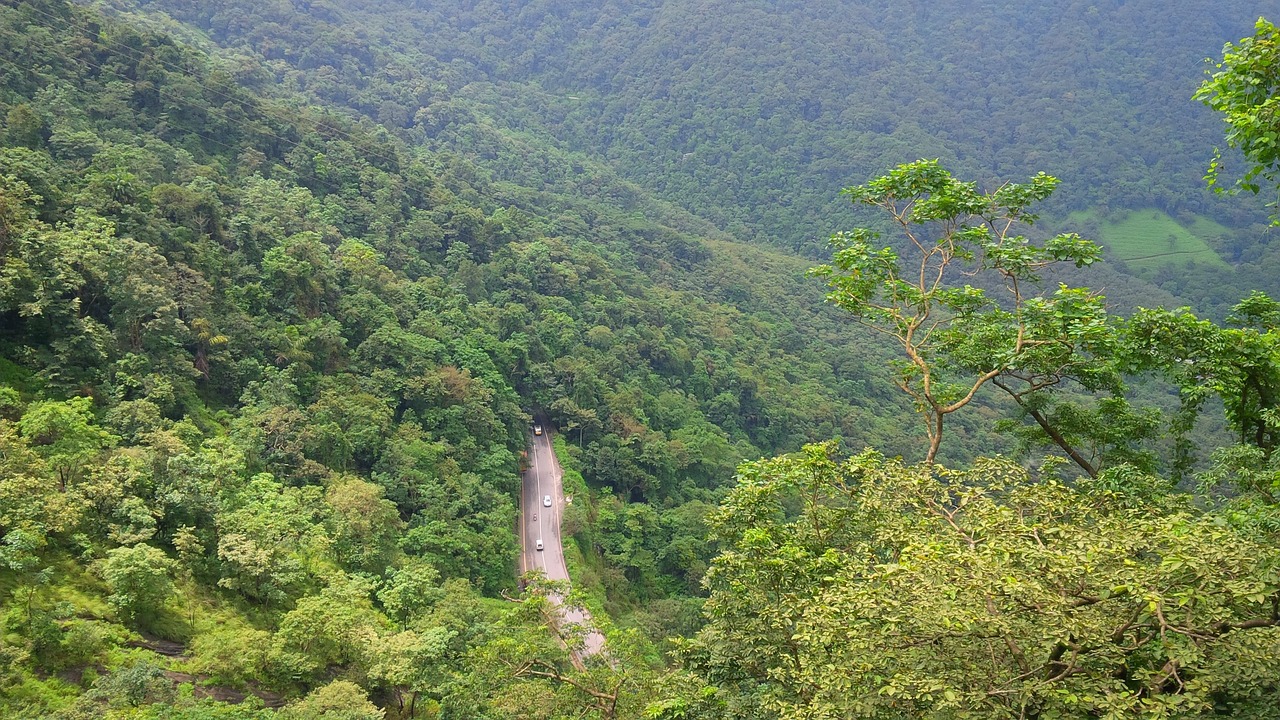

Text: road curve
xmin=520 ymin=429 xmax=606 ymax=658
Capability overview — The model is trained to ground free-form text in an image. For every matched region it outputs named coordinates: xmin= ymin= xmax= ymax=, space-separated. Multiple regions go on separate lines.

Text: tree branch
xmin=993 ymin=378 xmax=1098 ymax=477
xmin=514 ymin=658 xmax=623 ymax=718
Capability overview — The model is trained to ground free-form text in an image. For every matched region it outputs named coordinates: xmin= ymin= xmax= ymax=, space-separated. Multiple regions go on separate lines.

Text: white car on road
xmin=543 ymin=494 xmax=552 ymax=507
xmin=536 ymin=539 xmax=544 ymax=551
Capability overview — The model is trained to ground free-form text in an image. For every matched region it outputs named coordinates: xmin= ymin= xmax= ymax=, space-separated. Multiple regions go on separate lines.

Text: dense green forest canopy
xmin=119 ymin=0 xmax=1266 ymax=237
xmin=4 ymin=0 xmax=1280 ymax=718
xmin=108 ymin=0 xmax=1280 ymax=314
xmin=0 ymin=0 xmax=933 ymax=714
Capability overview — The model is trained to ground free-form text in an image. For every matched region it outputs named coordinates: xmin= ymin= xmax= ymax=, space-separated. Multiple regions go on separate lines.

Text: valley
xmin=3 ymin=1 xmax=1280 ymax=718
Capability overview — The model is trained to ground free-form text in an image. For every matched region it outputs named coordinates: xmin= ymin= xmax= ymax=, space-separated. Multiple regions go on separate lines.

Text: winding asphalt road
xmin=520 ymin=429 xmax=606 ymax=658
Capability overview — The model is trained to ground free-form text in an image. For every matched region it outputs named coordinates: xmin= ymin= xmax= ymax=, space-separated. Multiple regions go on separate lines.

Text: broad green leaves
xmin=1126 ymin=295 xmax=1280 ymax=459
xmin=694 ymin=445 xmax=1280 ymax=719
xmin=1197 ymin=18 xmax=1280 ymax=217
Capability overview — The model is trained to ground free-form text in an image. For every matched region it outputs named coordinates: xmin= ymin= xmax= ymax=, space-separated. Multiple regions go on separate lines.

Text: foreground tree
xmin=810 ymin=161 xmax=1106 ymax=466
xmin=1196 ymin=17 xmax=1280 ymax=220
xmin=458 ymin=573 xmax=651 ymax=720
xmin=690 ymin=443 xmax=1280 ymax=719
xmin=1126 ymin=293 xmax=1280 ymax=454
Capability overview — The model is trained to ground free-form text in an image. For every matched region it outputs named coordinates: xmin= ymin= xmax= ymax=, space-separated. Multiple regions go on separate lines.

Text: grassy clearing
xmin=1065 ymin=209 xmax=1231 ymax=271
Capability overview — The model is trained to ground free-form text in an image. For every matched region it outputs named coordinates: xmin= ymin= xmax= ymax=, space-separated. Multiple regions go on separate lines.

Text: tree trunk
xmin=924 ymin=411 xmax=944 ymax=464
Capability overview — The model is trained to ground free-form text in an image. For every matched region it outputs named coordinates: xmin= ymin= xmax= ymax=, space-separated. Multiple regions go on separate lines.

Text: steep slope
xmin=122 ymin=0 xmax=1270 ymax=243
xmin=112 ymin=0 xmax=1280 ymax=317
xmin=0 ymin=2 xmax=999 ymax=715
xmin=2 ymin=1 xmax=1267 ymax=716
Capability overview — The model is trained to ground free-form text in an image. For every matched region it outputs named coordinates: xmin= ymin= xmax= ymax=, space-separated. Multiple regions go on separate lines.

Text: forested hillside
xmin=5 ymin=0 xmax=1280 ymax=718
xmin=119 ymin=0 xmax=1265 ymax=233
xmin=0 ymin=0 xmax=948 ymax=715
xmin=116 ymin=0 xmax=1278 ymax=302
